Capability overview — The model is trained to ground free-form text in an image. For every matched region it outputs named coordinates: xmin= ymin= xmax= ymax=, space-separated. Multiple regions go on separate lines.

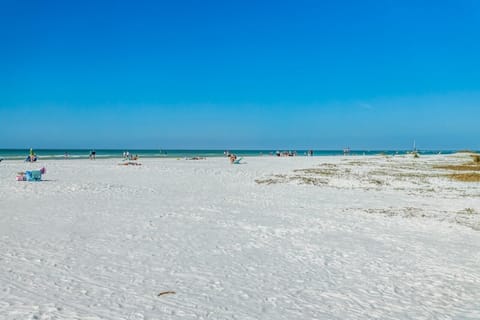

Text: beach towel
xmin=118 ymin=162 xmax=142 ymax=166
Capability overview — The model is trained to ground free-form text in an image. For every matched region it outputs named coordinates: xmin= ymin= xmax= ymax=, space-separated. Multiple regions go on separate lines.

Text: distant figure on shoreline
xmin=89 ymin=150 xmax=96 ymax=160
xmin=64 ymin=152 xmax=69 ymax=159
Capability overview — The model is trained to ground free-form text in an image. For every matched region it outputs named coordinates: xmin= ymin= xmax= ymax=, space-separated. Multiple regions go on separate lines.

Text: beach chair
xmin=25 ymin=170 xmax=42 ymax=181
xmin=233 ymin=157 xmax=243 ymax=164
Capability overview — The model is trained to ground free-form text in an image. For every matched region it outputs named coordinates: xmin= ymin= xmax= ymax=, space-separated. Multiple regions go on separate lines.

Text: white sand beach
xmin=1 ymin=154 xmax=479 ymax=319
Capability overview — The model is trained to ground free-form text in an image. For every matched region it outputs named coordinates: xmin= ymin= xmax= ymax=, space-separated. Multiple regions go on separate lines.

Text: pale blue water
xmin=0 ymin=149 xmax=462 ymax=160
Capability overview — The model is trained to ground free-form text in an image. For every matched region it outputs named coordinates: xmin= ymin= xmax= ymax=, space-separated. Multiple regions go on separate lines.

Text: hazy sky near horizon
xmin=1 ymin=0 xmax=480 ymax=149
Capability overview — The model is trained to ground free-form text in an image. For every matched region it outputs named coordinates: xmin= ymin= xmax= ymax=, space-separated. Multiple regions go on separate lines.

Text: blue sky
xmin=1 ymin=0 xmax=479 ymax=149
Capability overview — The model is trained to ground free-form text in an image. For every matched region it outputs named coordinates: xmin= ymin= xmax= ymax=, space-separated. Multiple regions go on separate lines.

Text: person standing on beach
xmin=27 ymin=148 xmax=37 ymax=162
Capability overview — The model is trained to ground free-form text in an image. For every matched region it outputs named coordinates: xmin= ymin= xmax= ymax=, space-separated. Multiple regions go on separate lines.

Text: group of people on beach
xmin=224 ymin=151 xmax=238 ymax=164
xmin=228 ymin=153 xmax=238 ymax=164
xmin=276 ymin=150 xmax=297 ymax=157
xmin=122 ymin=151 xmax=139 ymax=161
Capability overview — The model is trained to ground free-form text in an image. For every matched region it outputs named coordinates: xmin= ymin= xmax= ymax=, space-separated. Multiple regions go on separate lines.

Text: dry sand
xmin=0 ymin=154 xmax=479 ymax=319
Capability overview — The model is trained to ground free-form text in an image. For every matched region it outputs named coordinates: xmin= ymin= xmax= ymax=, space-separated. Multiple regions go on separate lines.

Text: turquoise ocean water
xmin=0 ymin=149 xmax=463 ymax=161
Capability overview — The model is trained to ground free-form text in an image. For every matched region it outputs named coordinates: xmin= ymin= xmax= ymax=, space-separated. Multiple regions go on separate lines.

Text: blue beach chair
xmin=25 ymin=170 xmax=42 ymax=181
xmin=233 ymin=157 xmax=243 ymax=164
